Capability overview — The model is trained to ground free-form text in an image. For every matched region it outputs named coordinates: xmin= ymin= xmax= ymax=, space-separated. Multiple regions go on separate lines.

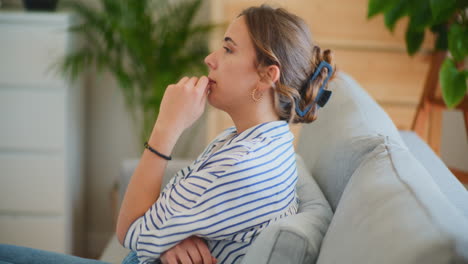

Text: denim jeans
xmin=122 ymin=251 xmax=139 ymax=264
xmin=122 ymin=251 xmax=162 ymax=264
xmin=0 ymin=244 xmax=110 ymax=264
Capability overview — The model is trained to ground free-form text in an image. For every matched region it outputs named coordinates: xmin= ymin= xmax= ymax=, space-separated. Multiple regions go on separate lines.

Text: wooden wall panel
xmin=220 ymin=0 xmax=434 ymax=51
xmin=381 ymin=104 xmax=417 ymax=130
xmin=334 ymin=49 xmax=430 ymax=105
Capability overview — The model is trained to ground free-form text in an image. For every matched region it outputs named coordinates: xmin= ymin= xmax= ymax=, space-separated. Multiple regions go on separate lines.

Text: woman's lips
xmin=208 ymin=78 xmax=216 ymax=94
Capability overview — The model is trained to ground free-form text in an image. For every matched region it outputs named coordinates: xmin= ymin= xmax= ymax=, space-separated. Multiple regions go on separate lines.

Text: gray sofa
xmin=101 ymin=72 xmax=468 ymax=264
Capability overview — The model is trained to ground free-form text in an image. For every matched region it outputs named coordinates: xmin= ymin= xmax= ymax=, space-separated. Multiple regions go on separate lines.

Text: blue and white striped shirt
xmin=124 ymin=120 xmax=299 ymax=264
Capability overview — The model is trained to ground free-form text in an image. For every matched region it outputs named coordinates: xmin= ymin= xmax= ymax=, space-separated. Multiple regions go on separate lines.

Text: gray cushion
xmin=317 ymin=139 xmax=468 ymax=264
xmin=297 ymin=72 xmax=404 ymax=211
xmin=242 ymin=155 xmax=333 ymax=264
xmin=301 ymin=134 xmax=387 ymax=211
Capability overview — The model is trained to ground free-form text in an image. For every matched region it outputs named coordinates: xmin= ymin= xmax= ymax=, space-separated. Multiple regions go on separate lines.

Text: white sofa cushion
xmin=317 ymin=139 xmax=468 ymax=263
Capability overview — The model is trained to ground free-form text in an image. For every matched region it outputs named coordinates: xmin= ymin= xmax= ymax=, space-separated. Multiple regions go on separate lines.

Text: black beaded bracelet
xmin=144 ymin=142 xmax=172 ymax=160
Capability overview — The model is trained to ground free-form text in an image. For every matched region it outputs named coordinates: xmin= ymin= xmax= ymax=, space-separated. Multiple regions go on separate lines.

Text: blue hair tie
xmin=295 ymin=61 xmax=333 ymax=117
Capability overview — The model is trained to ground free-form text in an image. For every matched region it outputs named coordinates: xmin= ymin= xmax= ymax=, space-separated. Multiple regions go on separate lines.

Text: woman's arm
xmin=116 ymin=76 xmax=210 ymax=245
xmin=116 ymin=124 xmax=181 ymax=244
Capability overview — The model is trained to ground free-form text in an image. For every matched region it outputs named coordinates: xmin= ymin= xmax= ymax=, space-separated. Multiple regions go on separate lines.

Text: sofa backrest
xmin=316 ymin=140 xmax=468 ymax=263
xmin=297 ymin=72 xmax=403 ymax=210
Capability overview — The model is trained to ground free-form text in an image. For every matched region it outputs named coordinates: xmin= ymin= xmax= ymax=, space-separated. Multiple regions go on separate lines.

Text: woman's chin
xmin=207 ymin=91 xmax=221 ymax=109
xmin=207 ymin=93 xmax=215 ymax=105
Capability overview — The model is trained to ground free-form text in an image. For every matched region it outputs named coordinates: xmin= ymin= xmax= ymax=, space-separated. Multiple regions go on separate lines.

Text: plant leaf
xmin=457 ymin=0 xmax=468 ymax=9
xmin=408 ymin=0 xmax=433 ymax=32
xmin=430 ymin=0 xmax=457 ymax=24
xmin=57 ymin=0 xmax=215 ymax=144
xmin=368 ymin=0 xmax=397 ymax=18
xmin=448 ymin=23 xmax=468 ymax=62
xmin=440 ymin=58 xmax=467 ymax=108
xmin=384 ymin=0 xmax=408 ymax=32
xmin=431 ymin=23 xmax=449 ymax=51
xmin=405 ymin=26 xmax=425 ymax=55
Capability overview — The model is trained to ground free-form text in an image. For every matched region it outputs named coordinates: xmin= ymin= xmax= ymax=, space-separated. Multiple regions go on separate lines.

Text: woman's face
xmin=204 ymin=16 xmax=259 ymax=111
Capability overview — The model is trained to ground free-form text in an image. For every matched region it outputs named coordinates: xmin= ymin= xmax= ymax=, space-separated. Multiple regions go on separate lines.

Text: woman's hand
xmin=160 ymin=236 xmax=217 ymax=264
xmin=154 ymin=76 xmax=210 ymax=136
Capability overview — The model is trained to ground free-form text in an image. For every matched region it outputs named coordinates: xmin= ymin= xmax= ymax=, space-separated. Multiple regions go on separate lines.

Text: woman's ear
xmin=258 ymin=65 xmax=280 ymax=91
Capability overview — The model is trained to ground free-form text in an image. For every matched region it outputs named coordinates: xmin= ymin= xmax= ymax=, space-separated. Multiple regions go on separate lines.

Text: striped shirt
xmin=123 ymin=120 xmax=299 ymax=264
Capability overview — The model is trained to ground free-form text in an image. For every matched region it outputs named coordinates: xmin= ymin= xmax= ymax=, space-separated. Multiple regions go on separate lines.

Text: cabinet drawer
xmin=0 ymin=23 xmax=68 ymax=88
xmin=0 ymin=215 xmax=66 ymax=253
xmin=0 ymin=155 xmax=65 ymax=213
xmin=0 ymin=88 xmax=65 ymax=150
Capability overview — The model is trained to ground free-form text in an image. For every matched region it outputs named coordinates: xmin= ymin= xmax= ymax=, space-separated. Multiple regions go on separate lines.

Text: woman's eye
xmin=223 ymin=47 xmax=232 ymax=53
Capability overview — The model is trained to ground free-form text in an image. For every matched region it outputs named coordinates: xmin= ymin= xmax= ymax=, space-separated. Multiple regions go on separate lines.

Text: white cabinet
xmin=0 ymin=11 xmax=85 ymax=255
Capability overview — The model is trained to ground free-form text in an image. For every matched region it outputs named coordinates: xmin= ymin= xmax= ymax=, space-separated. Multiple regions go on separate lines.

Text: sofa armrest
xmin=100 ymin=234 xmax=130 ymax=264
xmin=399 ymin=130 xmax=468 ymax=218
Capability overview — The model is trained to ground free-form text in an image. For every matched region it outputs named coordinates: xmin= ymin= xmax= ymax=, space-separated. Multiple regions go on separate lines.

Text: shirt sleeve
xmin=123 ymin=139 xmax=298 ymax=264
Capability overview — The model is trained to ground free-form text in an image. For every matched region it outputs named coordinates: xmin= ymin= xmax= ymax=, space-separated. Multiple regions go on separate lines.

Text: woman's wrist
xmin=147 ymin=123 xmax=182 ymax=156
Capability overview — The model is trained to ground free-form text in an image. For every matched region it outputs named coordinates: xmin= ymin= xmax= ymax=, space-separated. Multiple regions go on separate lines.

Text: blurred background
xmin=0 ymin=0 xmax=466 ymax=259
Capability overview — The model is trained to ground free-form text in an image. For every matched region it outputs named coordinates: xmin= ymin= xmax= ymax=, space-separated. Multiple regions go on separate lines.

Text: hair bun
xmin=293 ymin=47 xmax=336 ymax=124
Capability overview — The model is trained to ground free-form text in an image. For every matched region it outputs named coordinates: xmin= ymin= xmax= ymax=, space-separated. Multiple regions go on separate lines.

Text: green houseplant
xmin=57 ymin=0 xmax=216 ymax=145
xmin=367 ymin=0 xmax=468 ymax=108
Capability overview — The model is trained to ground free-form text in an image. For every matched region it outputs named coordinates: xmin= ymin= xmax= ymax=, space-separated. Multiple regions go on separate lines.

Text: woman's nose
xmin=204 ymin=52 xmax=216 ymax=70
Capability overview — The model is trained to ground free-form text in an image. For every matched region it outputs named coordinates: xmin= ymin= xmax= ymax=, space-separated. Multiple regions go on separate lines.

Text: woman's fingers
xmin=195 ymin=76 xmax=209 ymax=107
xmin=176 ymin=76 xmax=209 ymax=90
xmin=185 ymin=77 xmax=199 ymax=90
xmin=155 ymin=75 xmax=209 ymax=134
xmin=175 ymin=245 xmax=193 ymax=264
xmin=194 ymin=238 xmax=214 ymax=264
xmin=177 ymin=76 xmax=190 ymax=86
xmin=186 ymin=242 xmax=203 ymax=264
xmin=195 ymin=76 xmax=209 ymax=93
xmin=160 ymin=236 xmax=216 ymax=264
xmin=160 ymin=251 xmax=178 ymax=264
xmin=175 ymin=76 xmax=209 ymax=94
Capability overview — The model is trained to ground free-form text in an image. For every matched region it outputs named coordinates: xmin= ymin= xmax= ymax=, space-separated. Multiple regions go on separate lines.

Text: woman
xmin=117 ymin=4 xmax=336 ymax=264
